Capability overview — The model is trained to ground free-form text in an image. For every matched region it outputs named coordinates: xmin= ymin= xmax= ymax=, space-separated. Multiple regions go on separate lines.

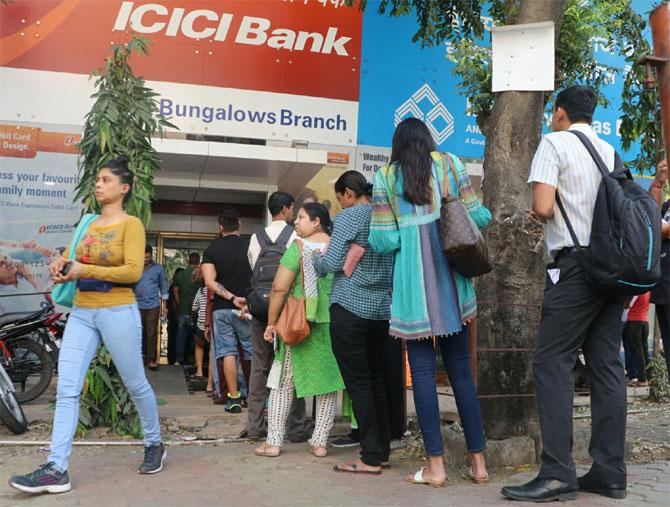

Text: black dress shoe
xmin=578 ymin=472 xmax=626 ymax=499
xmin=501 ymin=477 xmax=578 ymax=502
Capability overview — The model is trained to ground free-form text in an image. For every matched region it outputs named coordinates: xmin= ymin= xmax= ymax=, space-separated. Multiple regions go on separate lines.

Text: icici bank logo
xmin=112 ymin=2 xmax=352 ymax=56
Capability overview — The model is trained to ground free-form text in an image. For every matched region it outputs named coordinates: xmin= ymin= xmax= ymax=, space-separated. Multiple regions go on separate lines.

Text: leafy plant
xmin=444 ymin=0 xmax=662 ymax=171
xmin=77 ymin=346 xmax=143 ymax=438
xmin=647 ymin=354 xmax=669 ymax=402
xmin=74 ymin=35 xmax=175 ymax=225
xmin=616 ymin=6 xmax=663 ymax=176
xmin=354 ymin=0 xmax=484 ymax=45
xmin=74 ymin=36 xmax=175 ymax=437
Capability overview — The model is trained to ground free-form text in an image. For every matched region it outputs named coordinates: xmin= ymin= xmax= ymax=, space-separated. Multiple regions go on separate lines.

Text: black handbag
xmin=439 ymin=153 xmax=492 ymax=278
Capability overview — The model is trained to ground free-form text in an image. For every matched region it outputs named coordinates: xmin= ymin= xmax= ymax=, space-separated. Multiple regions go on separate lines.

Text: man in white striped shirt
xmin=503 ymin=86 xmax=627 ymax=503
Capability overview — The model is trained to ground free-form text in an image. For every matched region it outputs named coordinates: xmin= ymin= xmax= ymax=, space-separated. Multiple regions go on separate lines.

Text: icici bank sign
xmin=113 ymin=1 xmax=352 ymax=56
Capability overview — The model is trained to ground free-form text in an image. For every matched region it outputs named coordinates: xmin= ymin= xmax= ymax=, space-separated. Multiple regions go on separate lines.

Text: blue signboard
xmin=358 ymin=11 xmax=486 ymax=157
xmin=358 ymin=0 xmax=656 ymax=168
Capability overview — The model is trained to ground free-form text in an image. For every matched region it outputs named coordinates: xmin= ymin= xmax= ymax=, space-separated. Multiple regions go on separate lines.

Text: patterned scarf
xmin=299 ymin=239 xmax=322 ymax=322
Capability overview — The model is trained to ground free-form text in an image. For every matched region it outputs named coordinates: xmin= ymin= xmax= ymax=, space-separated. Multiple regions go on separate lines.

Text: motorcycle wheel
xmin=2 ymin=338 xmax=53 ymax=403
xmin=0 ymin=371 xmax=28 ymax=434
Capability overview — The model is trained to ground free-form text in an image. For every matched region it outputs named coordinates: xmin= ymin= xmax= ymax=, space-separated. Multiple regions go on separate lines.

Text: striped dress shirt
xmin=528 ymin=123 xmax=615 ymax=256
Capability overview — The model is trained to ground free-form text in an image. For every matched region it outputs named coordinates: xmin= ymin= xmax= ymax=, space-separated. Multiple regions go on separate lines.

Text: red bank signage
xmin=0 ymin=0 xmax=363 ymax=101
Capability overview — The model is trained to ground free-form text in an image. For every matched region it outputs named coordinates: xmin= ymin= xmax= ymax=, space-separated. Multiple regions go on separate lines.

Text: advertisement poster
xmin=0 ymin=124 xmax=82 ymax=315
xmin=1 ymin=0 xmax=363 ymax=146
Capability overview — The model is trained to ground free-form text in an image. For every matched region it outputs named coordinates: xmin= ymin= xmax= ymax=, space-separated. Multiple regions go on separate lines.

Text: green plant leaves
xmin=74 ymin=34 xmax=177 ymax=225
xmin=78 ymin=346 xmax=143 ymax=439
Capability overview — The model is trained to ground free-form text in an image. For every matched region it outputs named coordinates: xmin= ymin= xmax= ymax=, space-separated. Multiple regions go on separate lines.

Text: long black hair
xmin=389 ymin=118 xmax=436 ymax=205
xmin=334 ymin=170 xmax=373 ymax=198
xmin=100 ymin=156 xmax=133 ymax=206
xmin=301 ymin=202 xmax=332 ymax=236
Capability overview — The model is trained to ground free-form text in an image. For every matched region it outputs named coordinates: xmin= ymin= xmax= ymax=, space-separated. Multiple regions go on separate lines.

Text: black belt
xmin=554 ymin=246 xmax=585 ymax=262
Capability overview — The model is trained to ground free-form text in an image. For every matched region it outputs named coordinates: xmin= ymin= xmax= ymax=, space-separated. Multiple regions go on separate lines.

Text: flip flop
xmin=462 ymin=466 xmax=489 ymax=484
xmin=333 ymin=462 xmax=382 ymax=475
xmin=254 ymin=444 xmax=280 ymax=457
xmin=405 ymin=466 xmax=446 ymax=488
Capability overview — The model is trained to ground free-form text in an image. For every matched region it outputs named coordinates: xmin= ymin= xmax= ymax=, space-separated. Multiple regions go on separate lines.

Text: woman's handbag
xmin=51 ymin=213 xmax=98 ymax=307
xmin=439 ymin=153 xmax=492 ymax=278
xmin=275 ymin=241 xmax=310 ymax=345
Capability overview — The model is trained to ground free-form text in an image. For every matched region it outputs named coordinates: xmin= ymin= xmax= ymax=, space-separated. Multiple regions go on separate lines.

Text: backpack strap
xmin=256 ymin=228 xmax=272 ymax=249
xmin=276 ymin=225 xmax=294 ymax=248
xmin=568 ymin=130 xmax=610 ymax=178
xmin=568 ymin=129 xmax=615 ymax=220
xmin=555 ymin=194 xmax=582 ymax=249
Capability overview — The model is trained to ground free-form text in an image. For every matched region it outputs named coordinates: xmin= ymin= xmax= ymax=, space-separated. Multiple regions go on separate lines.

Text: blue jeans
xmin=406 ymin=324 xmax=486 ymax=456
xmin=212 ymin=309 xmax=252 ymax=397
xmin=175 ymin=313 xmax=191 ymax=364
xmin=48 ymin=305 xmax=161 ymax=472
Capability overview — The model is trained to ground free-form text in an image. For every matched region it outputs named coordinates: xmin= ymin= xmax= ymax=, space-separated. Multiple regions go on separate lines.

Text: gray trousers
xmin=534 ymin=253 xmax=627 ymax=487
xmin=245 ymin=317 xmax=309 ymax=439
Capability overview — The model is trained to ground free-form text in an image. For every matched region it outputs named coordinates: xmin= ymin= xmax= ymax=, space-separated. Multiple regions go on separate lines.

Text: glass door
xmin=156 ymin=233 xmax=217 ymax=364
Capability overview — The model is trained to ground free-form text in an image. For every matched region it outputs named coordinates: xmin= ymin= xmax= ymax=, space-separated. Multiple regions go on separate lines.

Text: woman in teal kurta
xmin=369 ymin=118 xmax=491 ymax=487
xmin=255 ymin=203 xmax=344 ymax=459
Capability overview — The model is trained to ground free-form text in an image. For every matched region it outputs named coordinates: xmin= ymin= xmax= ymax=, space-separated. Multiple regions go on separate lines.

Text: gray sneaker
xmin=138 ymin=443 xmax=166 ymax=474
xmin=9 ymin=462 xmax=72 ymax=494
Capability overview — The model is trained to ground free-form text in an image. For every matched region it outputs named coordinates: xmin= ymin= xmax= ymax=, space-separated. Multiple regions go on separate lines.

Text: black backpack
xmin=247 ymin=225 xmax=294 ymax=320
xmin=556 ymin=130 xmax=662 ymax=296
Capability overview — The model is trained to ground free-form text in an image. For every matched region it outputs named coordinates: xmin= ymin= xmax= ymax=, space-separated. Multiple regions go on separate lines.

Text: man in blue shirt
xmin=135 ymin=245 xmax=169 ymax=370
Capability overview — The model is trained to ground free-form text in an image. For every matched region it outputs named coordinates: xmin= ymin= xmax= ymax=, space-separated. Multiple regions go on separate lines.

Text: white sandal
xmin=405 ymin=466 xmax=446 ymax=488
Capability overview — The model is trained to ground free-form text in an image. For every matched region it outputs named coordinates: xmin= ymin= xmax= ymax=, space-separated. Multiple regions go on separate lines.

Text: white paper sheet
xmin=492 ymin=21 xmax=555 ymax=92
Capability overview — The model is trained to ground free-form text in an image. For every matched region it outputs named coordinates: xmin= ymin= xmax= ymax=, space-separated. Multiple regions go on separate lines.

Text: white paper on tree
xmin=492 ymin=21 xmax=555 ymax=92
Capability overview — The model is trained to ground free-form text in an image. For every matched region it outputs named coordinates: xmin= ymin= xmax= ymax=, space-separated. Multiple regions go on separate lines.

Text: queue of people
xmin=8 ymin=85 xmax=669 ymax=503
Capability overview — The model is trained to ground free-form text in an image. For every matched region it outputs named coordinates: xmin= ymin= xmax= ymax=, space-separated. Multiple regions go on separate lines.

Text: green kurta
xmin=276 ymin=242 xmax=344 ymax=398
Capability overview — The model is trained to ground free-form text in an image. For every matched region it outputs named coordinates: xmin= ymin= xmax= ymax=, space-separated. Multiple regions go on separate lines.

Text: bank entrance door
xmin=156 ymin=232 xmax=217 ymax=364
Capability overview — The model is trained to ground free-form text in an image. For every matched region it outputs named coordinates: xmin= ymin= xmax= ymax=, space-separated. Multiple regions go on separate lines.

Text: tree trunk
xmin=476 ymin=0 xmax=568 ymax=439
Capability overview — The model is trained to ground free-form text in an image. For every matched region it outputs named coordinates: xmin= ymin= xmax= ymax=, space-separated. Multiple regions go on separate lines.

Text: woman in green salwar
xmin=255 ymin=203 xmax=344 ymax=458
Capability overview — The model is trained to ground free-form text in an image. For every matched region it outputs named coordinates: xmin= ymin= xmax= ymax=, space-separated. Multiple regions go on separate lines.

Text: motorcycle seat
xmin=0 ymin=309 xmax=46 ymax=328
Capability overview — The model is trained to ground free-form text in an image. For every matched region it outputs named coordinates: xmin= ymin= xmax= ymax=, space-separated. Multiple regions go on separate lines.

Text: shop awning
xmin=153 ymin=138 xmax=328 ymax=202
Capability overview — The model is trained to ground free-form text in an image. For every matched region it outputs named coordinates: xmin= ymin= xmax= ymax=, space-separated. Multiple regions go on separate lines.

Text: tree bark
xmin=476 ymin=0 xmax=568 ymax=439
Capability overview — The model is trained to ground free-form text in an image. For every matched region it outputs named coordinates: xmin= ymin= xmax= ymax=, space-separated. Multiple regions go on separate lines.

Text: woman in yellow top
xmin=9 ymin=157 xmax=165 ymax=495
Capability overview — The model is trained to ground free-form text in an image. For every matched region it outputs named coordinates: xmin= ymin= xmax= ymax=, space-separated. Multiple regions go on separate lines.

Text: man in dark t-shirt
xmin=201 ymin=207 xmax=252 ymax=413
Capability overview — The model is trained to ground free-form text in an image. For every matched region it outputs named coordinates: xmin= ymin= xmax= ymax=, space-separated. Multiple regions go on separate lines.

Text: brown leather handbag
xmin=439 ymin=153 xmax=492 ymax=278
xmin=275 ymin=241 xmax=310 ymax=345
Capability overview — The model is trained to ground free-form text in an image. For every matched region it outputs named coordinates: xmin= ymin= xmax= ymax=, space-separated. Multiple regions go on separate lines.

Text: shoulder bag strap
xmin=296 ymin=239 xmax=305 ymax=296
xmin=439 ymin=152 xmax=460 ymax=199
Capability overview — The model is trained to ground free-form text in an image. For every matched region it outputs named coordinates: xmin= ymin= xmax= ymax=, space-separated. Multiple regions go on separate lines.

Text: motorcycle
xmin=0 ymin=358 xmax=28 ymax=434
xmin=0 ymin=303 xmax=57 ymax=403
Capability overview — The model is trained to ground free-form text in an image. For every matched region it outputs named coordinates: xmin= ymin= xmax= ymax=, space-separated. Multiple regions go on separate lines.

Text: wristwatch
xmin=228 ymin=294 xmax=236 ymax=302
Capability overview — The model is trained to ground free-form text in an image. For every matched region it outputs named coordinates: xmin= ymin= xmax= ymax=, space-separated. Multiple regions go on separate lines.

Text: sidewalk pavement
xmin=0 ymin=440 xmax=668 ymax=506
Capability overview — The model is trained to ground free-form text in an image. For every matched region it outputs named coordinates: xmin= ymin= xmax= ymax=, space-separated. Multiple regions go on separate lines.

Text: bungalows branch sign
xmin=0 ymin=0 xmax=362 ymax=145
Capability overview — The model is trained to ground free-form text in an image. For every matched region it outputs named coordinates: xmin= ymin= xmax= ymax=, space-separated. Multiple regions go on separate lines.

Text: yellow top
xmin=70 ymin=216 xmax=145 ymax=308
